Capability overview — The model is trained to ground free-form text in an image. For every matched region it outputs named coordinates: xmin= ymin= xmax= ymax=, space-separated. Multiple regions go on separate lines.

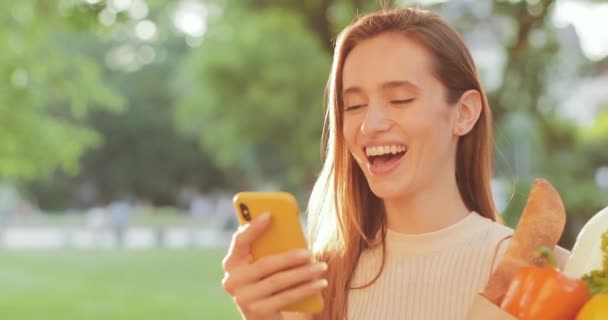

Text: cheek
xmin=342 ymin=117 xmax=360 ymax=151
xmin=400 ymin=108 xmax=452 ymax=150
xmin=422 ymin=114 xmax=457 ymax=154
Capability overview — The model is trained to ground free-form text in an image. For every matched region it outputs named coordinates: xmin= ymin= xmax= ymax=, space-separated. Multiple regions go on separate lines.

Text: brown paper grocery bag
xmin=465 ymin=294 xmax=517 ymax=320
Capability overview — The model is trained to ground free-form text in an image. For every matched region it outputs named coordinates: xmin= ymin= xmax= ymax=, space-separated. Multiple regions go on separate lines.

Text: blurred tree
xmin=478 ymin=0 xmax=605 ymax=246
xmin=26 ymin=3 xmax=225 ymax=209
xmin=247 ymin=0 xmax=393 ymax=53
xmin=29 ymin=87 xmax=225 ymax=209
xmin=217 ymin=0 xmax=605 ymax=247
xmin=10 ymin=0 xmax=604 ymax=232
xmin=173 ymin=6 xmax=330 ymax=194
xmin=0 ymin=1 xmax=124 ymax=181
xmin=80 ymin=49 xmax=226 ymax=206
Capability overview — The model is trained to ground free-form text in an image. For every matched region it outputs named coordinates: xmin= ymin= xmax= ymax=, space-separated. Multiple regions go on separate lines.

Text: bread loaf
xmin=482 ymin=178 xmax=566 ymax=305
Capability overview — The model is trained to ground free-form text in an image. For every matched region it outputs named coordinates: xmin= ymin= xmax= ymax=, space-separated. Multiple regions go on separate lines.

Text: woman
xmin=221 ymin=7 xmax=567 ymax=320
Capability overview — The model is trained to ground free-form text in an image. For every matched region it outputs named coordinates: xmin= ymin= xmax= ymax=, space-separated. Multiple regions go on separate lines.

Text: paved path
xmin=0 ymin=227 xmax=232 ymax=250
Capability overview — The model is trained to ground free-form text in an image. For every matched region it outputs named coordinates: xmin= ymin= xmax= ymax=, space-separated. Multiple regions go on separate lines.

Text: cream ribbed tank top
xmin=346 ymin=212 xmax=513 ymax=320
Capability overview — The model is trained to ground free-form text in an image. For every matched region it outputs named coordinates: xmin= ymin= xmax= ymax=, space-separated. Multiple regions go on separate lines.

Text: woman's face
xmin=341 ymin=32 xmax=461 ymax=200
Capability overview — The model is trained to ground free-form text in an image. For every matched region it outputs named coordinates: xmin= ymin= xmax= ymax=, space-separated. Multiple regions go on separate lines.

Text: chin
xmin=366 ymin=181 xmax=408 ymax=201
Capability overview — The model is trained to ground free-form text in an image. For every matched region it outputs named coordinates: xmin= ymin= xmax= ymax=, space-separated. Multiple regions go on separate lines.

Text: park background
xmin=0 ymin=0 xmax=607 ymax=319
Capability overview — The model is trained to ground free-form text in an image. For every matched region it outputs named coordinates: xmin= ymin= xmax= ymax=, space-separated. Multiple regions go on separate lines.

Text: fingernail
xmin=295 ymin=249 xmax=311 ymax=259
xmin=257 ymin=212 xmax=271 ymax=222
xmin=312 ymin=279 xmax=328 ymax=289
xmin=310 ymin=263 xmax=328 ymax=272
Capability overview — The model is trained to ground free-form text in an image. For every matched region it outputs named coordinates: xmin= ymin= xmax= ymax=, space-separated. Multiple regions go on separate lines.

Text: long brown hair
xmin=306 ymin=7 xmax=497 ymax=319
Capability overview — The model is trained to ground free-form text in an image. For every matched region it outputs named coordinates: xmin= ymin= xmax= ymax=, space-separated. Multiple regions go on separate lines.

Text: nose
xmin=361 ymin=103 xmax=392 ymax=137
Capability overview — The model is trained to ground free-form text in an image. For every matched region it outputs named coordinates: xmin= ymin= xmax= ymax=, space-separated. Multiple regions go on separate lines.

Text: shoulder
xmin=471 ymin=212 xmax=514 ymax=242
xmin=491 ymin=223 xmax=570 ymax=271
xmin=470 ymin=215 xmax=514 ymax=270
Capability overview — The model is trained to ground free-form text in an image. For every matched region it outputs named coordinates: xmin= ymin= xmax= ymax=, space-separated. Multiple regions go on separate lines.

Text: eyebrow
xmin=342 ymin=80 xmax=421 ymax=95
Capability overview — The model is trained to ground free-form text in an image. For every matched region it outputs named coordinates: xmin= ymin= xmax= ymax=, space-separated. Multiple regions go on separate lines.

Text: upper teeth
xmin=366 ymin=145 xmax=406 ymax=157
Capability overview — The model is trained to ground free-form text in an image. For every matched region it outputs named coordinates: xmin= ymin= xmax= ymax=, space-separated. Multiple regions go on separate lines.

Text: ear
xmin=452 ymin=90 xmax=482 ymax=136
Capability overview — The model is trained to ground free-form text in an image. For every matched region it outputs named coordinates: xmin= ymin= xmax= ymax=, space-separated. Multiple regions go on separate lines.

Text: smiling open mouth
xmin=365 ymin=145 xmax=407 ymax=169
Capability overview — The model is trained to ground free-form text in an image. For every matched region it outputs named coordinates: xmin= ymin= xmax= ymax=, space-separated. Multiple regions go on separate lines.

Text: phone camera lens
xmin=239 ymin=203 xmax=252 ymax=221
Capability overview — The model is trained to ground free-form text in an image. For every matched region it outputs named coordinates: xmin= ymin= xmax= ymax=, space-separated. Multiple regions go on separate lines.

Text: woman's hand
xmin=221 ymin=213 xmax=328 ymax=320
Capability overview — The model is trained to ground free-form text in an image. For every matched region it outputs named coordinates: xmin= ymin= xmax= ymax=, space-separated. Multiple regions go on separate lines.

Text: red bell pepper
xmin=500 ymin=247 xmax=590 ymax=320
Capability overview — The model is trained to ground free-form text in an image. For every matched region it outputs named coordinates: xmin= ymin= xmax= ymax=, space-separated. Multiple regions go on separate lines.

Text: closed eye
xmin=345 ymin=104 xmax=366 ymax=112
xmin=391 ymin=98 xmax=415 ymax=105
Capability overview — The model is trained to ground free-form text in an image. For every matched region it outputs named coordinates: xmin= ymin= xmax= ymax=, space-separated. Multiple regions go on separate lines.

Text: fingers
xmin=224 ymin=248 xmax=313 ymax=294
xmin=222 ymin=212 xmax=271 ymax=272
xmin=220 ymin=211 xmax=327 ymax=318
xmin=233 ymin=261 xmax=327 ymax=305
xmin=242 ymin=278 xmax=328 ymax=315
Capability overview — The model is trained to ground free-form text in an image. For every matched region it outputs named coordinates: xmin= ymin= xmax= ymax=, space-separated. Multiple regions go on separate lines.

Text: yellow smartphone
xmin=233 ymin=192 xmax=324 ymax=314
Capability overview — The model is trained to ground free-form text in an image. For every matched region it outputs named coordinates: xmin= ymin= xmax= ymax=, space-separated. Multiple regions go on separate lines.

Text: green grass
xmin=0 ymin=248 xmax=240 ymax=319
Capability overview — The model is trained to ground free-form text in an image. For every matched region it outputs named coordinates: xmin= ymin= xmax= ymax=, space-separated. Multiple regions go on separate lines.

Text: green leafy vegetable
xmin=582 ymin=230 xmax=608 ymax=296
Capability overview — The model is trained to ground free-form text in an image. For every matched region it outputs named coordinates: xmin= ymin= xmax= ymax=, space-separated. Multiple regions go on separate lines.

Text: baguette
xmin=482 ymin=178 xmax=566 ymax=305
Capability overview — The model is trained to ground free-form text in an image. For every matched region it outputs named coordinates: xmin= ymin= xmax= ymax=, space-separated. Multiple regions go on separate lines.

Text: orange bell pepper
xmin=500 ymin=247 xmax=591 ymax=320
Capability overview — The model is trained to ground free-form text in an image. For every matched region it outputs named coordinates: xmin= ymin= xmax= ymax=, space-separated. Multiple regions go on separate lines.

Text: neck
xmin=383 ymin=173 xmax=471 ymax=234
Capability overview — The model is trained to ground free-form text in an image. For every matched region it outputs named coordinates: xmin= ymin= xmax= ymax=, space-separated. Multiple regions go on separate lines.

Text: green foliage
xmin=498 ymin=112 xmax=606 ymax=247
xmin=582 ymin=231 xmax=608 ymax=296
xmin=83 ymin=57 xmax=224 ymax=205
xmin=500 ymin=179 xmax=531 ymax=228
xmin=174 ymin=7 xmax=330 ymax=190
xmin=0 ymin=1 xmax=124 ymax=181
xmin=28 ymin=38 xmax=226 ymax=208
xmin=1 ymin=0 xmax=604 ymax=235
xmin=471 ymin=0 xmax=606 ymax=247
xmin=581 ymin=109 xmax=608 ymax=142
